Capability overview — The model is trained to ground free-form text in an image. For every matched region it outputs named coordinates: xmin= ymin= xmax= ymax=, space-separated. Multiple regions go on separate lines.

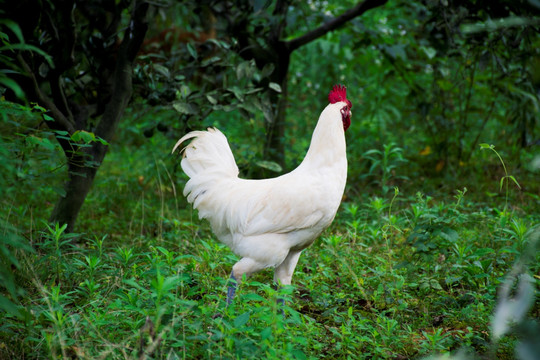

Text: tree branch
xmin=286 ymin=0 xmax=388 ymax=52
xmin=17 ymin=54 xmax=76 ymax=134
xmin=271 ymin=0 xmax=291 ymax=43
xmin=44 ymin=1 xmax=77 ymax=123
xmin=49 ymin=72 xmax=75 ymax=123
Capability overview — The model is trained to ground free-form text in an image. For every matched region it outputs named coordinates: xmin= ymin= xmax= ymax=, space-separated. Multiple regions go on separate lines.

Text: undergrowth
xmin=1 ymin=131 xmax=539 ymax=359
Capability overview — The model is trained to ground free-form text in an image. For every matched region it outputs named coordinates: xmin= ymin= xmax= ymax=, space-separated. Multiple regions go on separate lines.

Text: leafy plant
xmin=0 ymin=220 xmax=34 ymax=319
xmin=0 ymin=20 xmax=52 ymax=99
xmin=479 ymin=143 xmax=521 ymax=217
xmin=426 ymin=228 xmax=540 ymax=360
xmin=363 ymin=143 xmax=409 ymax=194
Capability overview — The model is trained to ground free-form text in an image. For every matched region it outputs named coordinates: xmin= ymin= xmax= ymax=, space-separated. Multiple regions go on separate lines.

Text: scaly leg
xmin=226 ymin=271 xmax=237 ymax=305
xmin=227 ymin=257 xmax=267 ymax=305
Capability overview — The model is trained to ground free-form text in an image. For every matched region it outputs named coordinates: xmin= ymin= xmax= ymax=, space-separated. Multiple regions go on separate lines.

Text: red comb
xmin=328 ymin=84 xmax=347 ymax=104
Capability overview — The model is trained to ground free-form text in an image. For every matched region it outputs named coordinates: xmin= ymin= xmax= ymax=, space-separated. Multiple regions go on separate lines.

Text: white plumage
xmin=173 ymin=85 xmax=351 ymax=303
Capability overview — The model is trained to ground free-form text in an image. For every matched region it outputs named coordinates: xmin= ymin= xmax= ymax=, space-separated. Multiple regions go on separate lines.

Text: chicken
xmin=172 ymin=84 xmax=351 ymax=304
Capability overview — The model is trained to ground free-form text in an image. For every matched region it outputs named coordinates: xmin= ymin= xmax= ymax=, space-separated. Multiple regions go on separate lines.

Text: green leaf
xmin=383 ymin=44 xmax=407 ymax=61
xmin=439 ymin=228 xmax=459 ymax=242
xmin=71 ymin=130 xmax=95 ymax=143
xmin=201 ymin=56 xmax=221 ymax=67
xmin=227 ymin=86 xmax=244 ymax=101
xmin=292 ymin=349 xmax=307 ymax=360
xmin=42 ymin=113 xmax=54 ymax=122
xmin=261 ymin=327 xmax=272 ymax=340
xmin=233 ymin=311 xmax=250 ymax=327
xmin=153 ymin=64 xmax=170 ymax=79
xmin=239 ymin=98 xmax=260 ymax=113
xmin=479 ymin=143 xmax=493 ymax=149
xmin=179 ymin=84 xmax=191 ymax=99
xmin=206 ymin=94 xmax=217 ymax=105
xmin=268 ymin=82 xmax=282 ymax=93
xmin=0 ymin=77 xmax=25 ymax=99
xmin=260 ymin=63 xmax=274 ymax=78
xmin=161 ymin=276 xmax=179 ymax=292
xmin=0 ymin=43 xmax=52 ymax=65
xmin=0 ymin=20 xmax=24 ymax=43
xmin=421 ymin=46 xmax=437 ymax=59
xmin=124 ymin=278 xmax=146 ymax=292
xmin=430 ymin=279 xmax=442 ymax=290
xmin=508 ymin=175 xmax=521 ymax=189
xmin=39 ymin=137 xmax=56 ymax=150
xmin=186 ymin=43 xmax=197 ymax=60
xmin=0 ymin=295 xmax=21 ymax=319
xmin=363 ymin=149 xmax=382 ymax=156
xmin=255 ymin=160 xmax=282 ymax=173
xmin=25 ymin=135 xmax=46 ymax=147
xmin=173 ymin=102 xmax=198 ymax=115
xmin=95 ymin=136 xmax=109 ymax=146
xmin=236 ymin=61 xmax=251 ymax=80
xmin=205 ymin=38 xmax=230 ymax=50
xmin=51 ymin=186 xmax=66 ymax=197
xmin=445 ymin=276 xmax=462 ymax=285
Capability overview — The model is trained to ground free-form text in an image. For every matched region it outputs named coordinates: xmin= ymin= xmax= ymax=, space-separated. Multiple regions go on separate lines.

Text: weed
xmin=479 ymin=143 xmax=521 ymax=214
xmin=362 ymin=143 xmax=409 ymax=195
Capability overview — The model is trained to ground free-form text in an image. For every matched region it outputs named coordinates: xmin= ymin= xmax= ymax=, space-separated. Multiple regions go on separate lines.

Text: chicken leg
xmin=226 ymin=257 xmax=268 ymax=304
xmin=226 ymin=250 xmax=302 ymax=305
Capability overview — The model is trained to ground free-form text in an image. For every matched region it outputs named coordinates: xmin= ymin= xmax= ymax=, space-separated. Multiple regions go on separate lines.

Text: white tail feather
xmin=172 ymin=128 xmax=239 ymax=207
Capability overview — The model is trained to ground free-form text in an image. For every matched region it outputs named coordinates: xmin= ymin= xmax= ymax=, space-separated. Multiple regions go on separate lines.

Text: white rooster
xmin=173 ymin=84 xmax=351 ymax=304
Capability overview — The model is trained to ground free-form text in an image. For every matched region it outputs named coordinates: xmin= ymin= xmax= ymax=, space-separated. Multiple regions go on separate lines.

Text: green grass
xmin=1 ymin=128 xmax=539 ymax=359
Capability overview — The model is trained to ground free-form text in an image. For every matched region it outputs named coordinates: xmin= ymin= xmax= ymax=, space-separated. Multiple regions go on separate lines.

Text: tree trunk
xmin=48 ymin=3 xmax=149 ymax=232
xmin=263 ymin=52 xmax=290 ymax=170
xmin=49 ymin=146 xmax=105 ymax=232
